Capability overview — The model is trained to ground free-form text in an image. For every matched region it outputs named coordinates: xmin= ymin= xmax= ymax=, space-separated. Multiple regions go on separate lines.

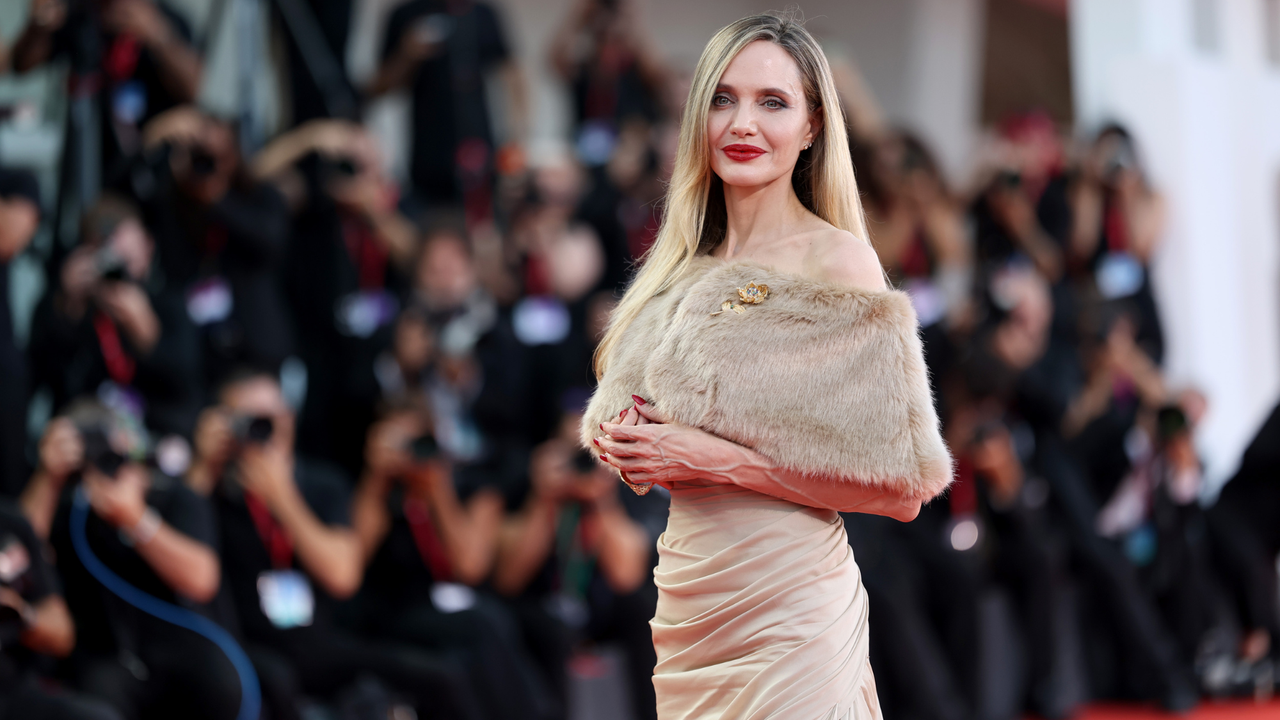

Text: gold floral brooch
xmin=711 ymin=282 xmax=770 ymax=316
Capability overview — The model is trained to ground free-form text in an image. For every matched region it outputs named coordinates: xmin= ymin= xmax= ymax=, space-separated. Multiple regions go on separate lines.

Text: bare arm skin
xmin=598 ymin=402 xmax=922 ymax=522
xmin=238 ymin=448 xmax=364 ymax=599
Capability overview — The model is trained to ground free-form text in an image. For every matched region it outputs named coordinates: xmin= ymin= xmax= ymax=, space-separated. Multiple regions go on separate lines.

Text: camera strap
xmin=92 ymin=311 xmax=137 ymax=386
xmin=244 ymin=493 xmax=293 ymax=570
xmin=402 ymin=497 xmax=453 ymax=583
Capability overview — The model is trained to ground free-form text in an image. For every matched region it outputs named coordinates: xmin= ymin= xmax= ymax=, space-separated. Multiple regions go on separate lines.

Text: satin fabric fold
xmin=651 ymin=480 xmax=882 ymax=720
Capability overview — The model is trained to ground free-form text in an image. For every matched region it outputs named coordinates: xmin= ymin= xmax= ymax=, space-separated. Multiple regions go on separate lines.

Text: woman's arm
xmin=598 ymin=403 xmax=923 ymax=521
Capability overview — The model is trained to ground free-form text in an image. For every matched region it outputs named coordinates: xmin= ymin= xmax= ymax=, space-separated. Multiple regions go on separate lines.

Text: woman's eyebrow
xmin=715 ymin=83 xmax=794 ymax=100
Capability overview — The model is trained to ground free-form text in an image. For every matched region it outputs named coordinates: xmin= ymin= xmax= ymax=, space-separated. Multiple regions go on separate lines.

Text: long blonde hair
xmin=592 ymin=12 xmax=872 ymax=379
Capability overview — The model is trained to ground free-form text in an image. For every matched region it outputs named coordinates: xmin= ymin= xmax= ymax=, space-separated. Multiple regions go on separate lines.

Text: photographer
xmin=188 ymin=369 xmax=481 ymax=720
xmin=368 ymin=0 xmax=527 ymax=205
xmin=252 ymin=119 xmax=418 ymax=476
xmin=12 ymin=0 xmax=203 ymax=182
xmin=0 ymin=167 xmax=42 ymax=497
xmin=29 ymin=194 xmax=203 ymax=438
xmin=19 ymin=404 xmax=237 ymax=720
xmin=492 ymin=399 xmax=665 ymax=720
xmin=1067 ymin=124 xmax=1167 ymax=364
xmin=0 ymin=501 xmax=122 ymax=720
xmin=127 ymin=106 xmax=294 ymax=384
xmin=351 ymin=403 xmax=554 ymax=720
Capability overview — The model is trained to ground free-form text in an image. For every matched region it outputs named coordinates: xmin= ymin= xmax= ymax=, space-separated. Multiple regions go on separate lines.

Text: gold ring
xmin=619 ymin=472 xmax=654 ymax=496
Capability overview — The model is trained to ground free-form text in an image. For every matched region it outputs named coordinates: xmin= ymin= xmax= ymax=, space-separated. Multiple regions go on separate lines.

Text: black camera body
xmin=78 ymin=423 xmax=127 ymax=480
xmin=406 ymin=434 xmax=439 ymax=462
xmin=230 ymin=415 xmax=275 ymax=445
xmin=95 ymin=247 xmax=129 ymax=283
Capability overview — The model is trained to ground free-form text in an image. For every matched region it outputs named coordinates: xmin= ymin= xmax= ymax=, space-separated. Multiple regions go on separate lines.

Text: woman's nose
xmin=729 ymin=106 xmax=757 ymax=137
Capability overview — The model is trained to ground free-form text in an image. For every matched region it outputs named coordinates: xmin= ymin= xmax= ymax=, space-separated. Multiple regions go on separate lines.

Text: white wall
xmin=1071 ymin=0 xmax=1280 ymax=494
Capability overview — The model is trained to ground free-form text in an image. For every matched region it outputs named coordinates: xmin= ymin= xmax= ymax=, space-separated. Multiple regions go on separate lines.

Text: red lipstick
xmin=723 ymin=144 xmax=766 ymax=162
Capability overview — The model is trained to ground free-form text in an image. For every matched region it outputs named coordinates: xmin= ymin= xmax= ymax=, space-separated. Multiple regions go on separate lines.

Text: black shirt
xmin=0 ymin=503 xmax=58 ymax=688
xmin=380 ymin=0 xmax=510 ymax=201
xmin=213 ymin=456 xmax=351 ymax=643
xmin=28 ymin=281 xmax=204 ymax=438
xmin=50 ymin=474 xmax=219 ymax=658
xmin=136 ymin=175 xmax=295 ymax=381
xmin=47 ymin=2 xmax=196 ymax=183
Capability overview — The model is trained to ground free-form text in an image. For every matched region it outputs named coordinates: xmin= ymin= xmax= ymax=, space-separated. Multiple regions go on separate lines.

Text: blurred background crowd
xmin=0 ymin=0 xmax=1278 ymax=719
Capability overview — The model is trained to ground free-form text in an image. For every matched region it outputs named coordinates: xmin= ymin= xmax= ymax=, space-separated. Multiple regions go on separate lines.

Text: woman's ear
xmin=805 ymin=113 xmax=824 ymax=149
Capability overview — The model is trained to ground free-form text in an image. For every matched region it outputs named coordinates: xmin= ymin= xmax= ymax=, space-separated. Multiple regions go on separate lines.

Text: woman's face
xmin=706 ymin=40 xmax=818 ymax=191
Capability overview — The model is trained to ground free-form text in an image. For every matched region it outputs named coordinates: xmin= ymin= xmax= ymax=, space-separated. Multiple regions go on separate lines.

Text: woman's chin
xmin=715 ymin=168 xmax=785 ymax=191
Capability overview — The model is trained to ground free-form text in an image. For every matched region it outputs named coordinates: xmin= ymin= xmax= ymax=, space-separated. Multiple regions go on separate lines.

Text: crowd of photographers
xmin=0 ymin=1 xmax=1278 ymax=719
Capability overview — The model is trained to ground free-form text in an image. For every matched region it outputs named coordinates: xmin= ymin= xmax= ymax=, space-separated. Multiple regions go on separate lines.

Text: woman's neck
xmin=718 ymin=175 xmax=808 ymax=259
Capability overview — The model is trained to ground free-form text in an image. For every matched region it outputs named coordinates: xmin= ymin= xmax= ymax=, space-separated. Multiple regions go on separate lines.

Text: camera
xmin=995 ymin=170 xmax=1022 ymax=190
xmin=79 ymin=424 xmax=127 ymax=479
xmin=570 ymin=448 xmax=598 ymax=475
xmin=406 ymin=434 xmax=439 ymax=462
xmin=95 ymin=247 xmax=129 ymax=283
xmin=230 ymin=415 xmax=274 ymax=445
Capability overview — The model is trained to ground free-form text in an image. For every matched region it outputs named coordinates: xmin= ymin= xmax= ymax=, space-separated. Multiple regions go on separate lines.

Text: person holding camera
xmin=28 ymin=194 xmax=203 ymax=439
xmin=0 ymin=168 xmax=42 ymax=497
xmin=188 ymin=369 xmax=482 ymax=720
xmin=19 ymin=403 xmax=238 ymax=720
xmin=492 ymin=397 xmax=665 ymax=720
xmin=368 ymin=0 xmax=526 ymax=206
xmin=350 ymin=402 xmax=556 ymax=720
xmin=125 ymin=106 xmax=294 ymax=385
xmin=251 ymin=119 xmax=418 ymax=477
xmin=0 ymin=500 xmax=123 ymax=720
xmin=12 ymin=0 xmax=203 ymax=183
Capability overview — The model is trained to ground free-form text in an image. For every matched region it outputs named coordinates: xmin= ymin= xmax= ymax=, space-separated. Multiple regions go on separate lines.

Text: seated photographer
xmin=124 ymin=106 xmax=294 ymax=384
xmin=351 ymin=402 xmax=554 ymax=720
xmin=252 ymin=119 xmax=418 ymax=478
xmin=0 ymin=501 xmax=122 ymax=720
xmin=492 ymin=395 xmax=666 ymax=720
xmin=187 ymin=369 xmax=481 ymax=720
xmin=19 ymin=402 xmax=238 ymax=720
xmin=29 ymin=194 xmax=203 ymax=438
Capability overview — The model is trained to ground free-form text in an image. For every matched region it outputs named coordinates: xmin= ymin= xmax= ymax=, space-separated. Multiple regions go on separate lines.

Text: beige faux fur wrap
xmin=580 ymin=254 xmax=954 ymax=502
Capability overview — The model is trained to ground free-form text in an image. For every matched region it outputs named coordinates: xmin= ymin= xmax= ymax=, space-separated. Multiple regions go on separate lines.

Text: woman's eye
xmin=712 ymin=95 xmax=731 ymax=107
xmin=764 ymin=99 xmax=784 ymax=109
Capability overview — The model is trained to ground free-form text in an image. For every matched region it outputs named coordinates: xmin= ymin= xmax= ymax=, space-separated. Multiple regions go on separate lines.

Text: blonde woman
xmin=582 ymin=12 xmax=954 ymax=720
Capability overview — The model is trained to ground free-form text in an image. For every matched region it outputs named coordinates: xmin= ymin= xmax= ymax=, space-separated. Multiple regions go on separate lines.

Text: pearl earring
xmin=804 ymin=141 xmax=812 ymax=150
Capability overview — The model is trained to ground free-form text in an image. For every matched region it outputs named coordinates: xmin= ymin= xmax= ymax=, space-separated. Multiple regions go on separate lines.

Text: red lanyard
xmin=340 ymin=215 xmax=387 ymax=291
xmin=92 ymin=311 xmax=136 ymax=386
xmin=949 ymin=456 xmax=977 ymax=517
xmin=104 ymin=35 xmax=142 ymax=83
xmin=1104 ymin=198 xmax=1130 ymax=253
xmin=245 ymin=492 xmax=294 ymax=570
xmin=403 ymin=497 xmax=453 ymax=583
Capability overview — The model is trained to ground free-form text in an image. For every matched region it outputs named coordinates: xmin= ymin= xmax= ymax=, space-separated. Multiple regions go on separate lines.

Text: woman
xmin=581 ymin=13 xmax=954 ymax=720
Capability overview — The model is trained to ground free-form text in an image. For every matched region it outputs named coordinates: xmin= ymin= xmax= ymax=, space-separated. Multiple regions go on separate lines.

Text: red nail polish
xmin=599 ymin=423 xmax=604 ymax=431
xmin=599 ymin=454 xmax=608 ymax=461
xmin=631 ymin=395 xmax=647 ymax=405
xmin=592 ymin=438 xmax=600 ymax=447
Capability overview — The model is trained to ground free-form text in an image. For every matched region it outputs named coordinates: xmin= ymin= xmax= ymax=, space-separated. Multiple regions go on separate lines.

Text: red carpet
xmin=1073 ymin=699 xmax=1280 ymax=719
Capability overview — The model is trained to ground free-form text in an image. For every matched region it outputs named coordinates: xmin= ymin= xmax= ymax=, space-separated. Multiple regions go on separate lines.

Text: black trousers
xmin=249 ymin=627 xmax=483 ymax=720
xmin=366 ymin=594 xmax=558 ymax=720
xmin=506 ymin=583 xmax=660 ymax=720
xmin=74 ymin=632 xmax=241 ymax=720
xmin=0 ymin=677 xmax=123 ymax=720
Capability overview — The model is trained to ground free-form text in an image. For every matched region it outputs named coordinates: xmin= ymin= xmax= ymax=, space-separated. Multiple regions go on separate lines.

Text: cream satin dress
xmin=650 ymin=478 xmax=882 ymax=720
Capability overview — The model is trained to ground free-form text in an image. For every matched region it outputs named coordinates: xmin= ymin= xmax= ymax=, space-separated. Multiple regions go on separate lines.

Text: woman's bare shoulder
xmin=803 ymin=227 xmax=887 ymax=292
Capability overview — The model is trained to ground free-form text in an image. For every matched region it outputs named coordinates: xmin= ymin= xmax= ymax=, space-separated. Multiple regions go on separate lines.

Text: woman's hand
xmin=596 ymin=400 xmax=740 ymax=489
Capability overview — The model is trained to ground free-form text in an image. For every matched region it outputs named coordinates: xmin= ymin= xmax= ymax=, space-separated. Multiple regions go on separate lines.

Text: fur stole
xmin=581 ymin=254 xmax=954 ymax=502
